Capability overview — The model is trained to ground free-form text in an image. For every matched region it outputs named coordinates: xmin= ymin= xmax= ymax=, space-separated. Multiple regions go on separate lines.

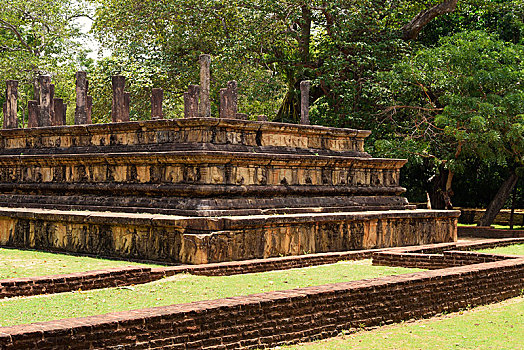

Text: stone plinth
xmin=0 ymin=207 xmax=458 ymax=264
xmin=0 ymin=118 xmax=459 ymax=263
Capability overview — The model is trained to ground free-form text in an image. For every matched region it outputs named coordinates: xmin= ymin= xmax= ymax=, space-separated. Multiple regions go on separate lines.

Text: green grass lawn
xmin=0 ymin=260 xmax=422 ymax=327
xmin=458 ymin=223 xmax=524 ymax=230
xmin=0 ymin=248 xmax=163 ymax=279
xmin=476 ymin=244 xmax=524 ymax=256
xmin=282 ymin=296 xmax=524 ymax=350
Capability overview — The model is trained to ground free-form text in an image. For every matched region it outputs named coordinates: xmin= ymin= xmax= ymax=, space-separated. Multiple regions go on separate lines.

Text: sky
xmin=73 ymin=9 xmax=110 ymax=60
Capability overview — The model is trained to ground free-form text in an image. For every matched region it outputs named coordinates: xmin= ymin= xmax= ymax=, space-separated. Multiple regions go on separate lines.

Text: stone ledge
xmin=0 ymin=207 xmax=459 ymax=230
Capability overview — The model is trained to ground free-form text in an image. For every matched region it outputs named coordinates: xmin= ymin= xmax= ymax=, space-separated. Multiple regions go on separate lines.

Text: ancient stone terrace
xmin=0 ymin=59 xmax=459 ymax=264
xmin=0 ymin=118 xmax=407 ymax=216
xmin=0 ymin=116 xmax=459 ymax=264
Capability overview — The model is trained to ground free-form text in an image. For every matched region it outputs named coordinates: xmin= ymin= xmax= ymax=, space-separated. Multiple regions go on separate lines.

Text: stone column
xmin=2 ymin=103 xmax=5 ymax=128
xmin=27 ymin=101 xmax=39 ymax=128
xmin=53 ymin=98 xmax=65 ymax=126
xmin=124 ymin=92 xmax=130 ymax=121
xmin=198 ymin=54 xmax=211 ymax=117
xmin=300 ymin=80 xmax=310 ymax=125
xmin=151 ymin=88 xmax=163 ymax=120
xmin=184 ymin=85 xmax=200 ymax=118
xmin=63 ymin=103 xmax=68 ymax=125
xmin=219 ymin=80 xmax=238 ymax=119
xmin=49 ymin=84 xmax=56 ymax=125
xmin=75 ymin=71 xmax=88 ymax=124
xmin=112 ymin=76 xmax=129 ymax=122
xmin=86 ymin=95 xmax=93 ymax=124
xmin=38 ymin=75 xmax=52 ymax=127
xmin=4 ymin=80 xmax=18 ymax=129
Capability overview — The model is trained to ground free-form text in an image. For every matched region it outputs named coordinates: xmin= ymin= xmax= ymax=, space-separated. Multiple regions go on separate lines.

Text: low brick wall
xmin=0 ymin=258 xmax=522 ymax=349
xmin=459 ymin=208 xmax=524 ymax=226
xmin=458 ymin=226 xmax=524 ymax=238
xmin=0 ymin=267 xmax=155 ymax=299
xmin=2 ymin=239 xmax=523 ymax=299
xmin=372 ymin=250 xmax=517 ymax=269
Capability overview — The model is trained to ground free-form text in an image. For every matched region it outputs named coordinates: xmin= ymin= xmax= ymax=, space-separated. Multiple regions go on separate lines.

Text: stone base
xmin=0 ymin=207 xmax=459 ymax=264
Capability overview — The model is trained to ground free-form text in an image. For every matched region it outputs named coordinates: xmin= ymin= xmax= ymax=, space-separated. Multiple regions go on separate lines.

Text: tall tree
xmin=377 ymin=31 xmax=524 ymax=209
xmin=0 ymin=0 xmax=88 ymax=124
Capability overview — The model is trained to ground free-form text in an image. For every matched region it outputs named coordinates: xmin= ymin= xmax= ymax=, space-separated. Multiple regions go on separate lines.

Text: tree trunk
xmin=478 ymin=171 xmax=519 ymax=227
xmin=428 ymin=167 xmax=454 ymax=209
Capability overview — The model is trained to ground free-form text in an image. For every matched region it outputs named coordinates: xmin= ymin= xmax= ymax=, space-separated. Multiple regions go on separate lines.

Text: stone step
xmin=0 ymin=206 xmax=460 ymax=264
xmin=0 ymin=117 xmax=370 ymax=154
xmin=0 ymin=194 xmax=413 ymax=216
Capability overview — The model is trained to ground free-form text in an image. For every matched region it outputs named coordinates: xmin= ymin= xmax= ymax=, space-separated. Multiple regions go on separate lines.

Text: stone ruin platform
xmin=0 ymin=118 xmax=459 ymax=263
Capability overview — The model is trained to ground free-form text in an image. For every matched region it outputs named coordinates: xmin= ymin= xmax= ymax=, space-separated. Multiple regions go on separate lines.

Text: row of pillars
xmin=2 ymin=54 xmax=311 ymax=129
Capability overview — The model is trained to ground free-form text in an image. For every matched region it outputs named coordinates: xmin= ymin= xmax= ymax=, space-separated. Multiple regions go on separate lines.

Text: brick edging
xmin=458 ymin=225 xmax=524 ymax=238
xmin=0 ymin=258 xmax=523 ymax=349
xmin=1 ymin=238 xmax=523 ymax=299
xmin=0 ymin=267 xmax=154 ymax=299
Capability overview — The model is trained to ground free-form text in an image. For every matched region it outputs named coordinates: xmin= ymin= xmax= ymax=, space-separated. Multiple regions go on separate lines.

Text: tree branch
xmin=0 ymin=19 xmax=33 ymax=53
xmin=402 ymin=0 xmax=458 ymax=40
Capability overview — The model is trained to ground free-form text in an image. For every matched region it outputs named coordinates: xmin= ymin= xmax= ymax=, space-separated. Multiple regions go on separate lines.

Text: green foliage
xmin=0 ymin=0 xmax=89 ymax=125
xmin=378 ymin=31 xmax=524 ymax=183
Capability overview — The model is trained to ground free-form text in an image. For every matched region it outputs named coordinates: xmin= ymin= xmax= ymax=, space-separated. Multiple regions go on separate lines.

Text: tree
xmin=91 ymin=0 xmax=461 ymax=124
xmin=376 ymin=31 xmax=524 ymax=210
xmin=0 ymin=0 xmax=89 ymax=124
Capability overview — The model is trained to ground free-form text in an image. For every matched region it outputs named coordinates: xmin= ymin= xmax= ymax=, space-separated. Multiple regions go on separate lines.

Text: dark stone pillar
xmin=219 ymin=80 xmax=238 ymax=119
xmin=151 ymin=88 xmax=163 ymax=120
xmin=86 ymin=95 xmax=93 ymax=124
xmin=4 ymin=80 xmax=18 ymax=129
xmin=53 ymin=99 xmax=65 ymax=126
xmin=49 ymin=84 xmax=56 ymax=125
xmin=38 ymin=75 xmax=52 ymax=127
xmin=112 ymin=76 xmax=129 ymax=122
xmin=75 ymin=71 xmax=88 ymax=124
xmin=184 ymin=85 xmax=200 ymax=118
xmin=27 ymin=101 xmax=39 ymax=128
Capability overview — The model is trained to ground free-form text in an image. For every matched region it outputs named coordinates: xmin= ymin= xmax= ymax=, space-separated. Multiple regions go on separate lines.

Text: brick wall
xmin=0 ymin=267 xmax=155 ymax=299
xmin=0 ymin=258 xmax=522 ymax=349
xmin=1 ymin=239 xmax=523 ymax=299
xmin=372 ymin=250 xmax=517 ymax=269
xmin=459 ymin=208 xmax=524 ymax=226
xmin=458 ymin=226 xmax=524 ymax=238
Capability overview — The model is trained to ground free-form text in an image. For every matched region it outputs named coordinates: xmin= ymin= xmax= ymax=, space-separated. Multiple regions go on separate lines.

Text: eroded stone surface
xmin=0 ymin=118 xmax=458 ymax=263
